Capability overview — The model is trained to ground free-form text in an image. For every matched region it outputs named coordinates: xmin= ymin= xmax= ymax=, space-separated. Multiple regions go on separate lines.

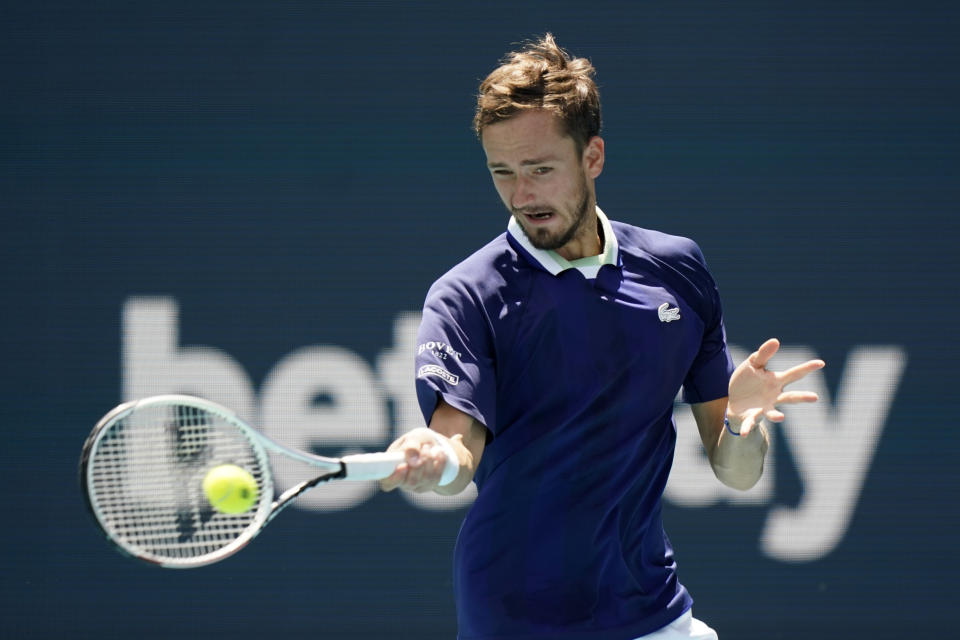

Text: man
xmin=381 ymin=34 xmax=824 ymax=640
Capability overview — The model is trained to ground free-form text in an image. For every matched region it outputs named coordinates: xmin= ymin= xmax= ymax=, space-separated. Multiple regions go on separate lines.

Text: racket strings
xmin=86 ymin=404 xmax=270 ymax=565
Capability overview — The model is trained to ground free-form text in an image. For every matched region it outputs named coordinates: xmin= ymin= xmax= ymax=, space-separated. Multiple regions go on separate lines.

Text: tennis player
xmin=381 ymin=34 xmax=824 ymax=640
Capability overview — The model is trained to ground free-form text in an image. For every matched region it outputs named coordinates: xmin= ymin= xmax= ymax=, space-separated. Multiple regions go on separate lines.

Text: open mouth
xmin=524 ymin=211 xmax=554 ymax=222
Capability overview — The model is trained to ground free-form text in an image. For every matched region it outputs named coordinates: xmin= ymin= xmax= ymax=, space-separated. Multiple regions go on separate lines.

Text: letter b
xmin=121 ymin=297 xmax=256 ymax=424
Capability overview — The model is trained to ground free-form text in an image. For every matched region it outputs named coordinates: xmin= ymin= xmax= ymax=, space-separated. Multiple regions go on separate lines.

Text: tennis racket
xmin=79 ymin=394 xmax=457 ymax=568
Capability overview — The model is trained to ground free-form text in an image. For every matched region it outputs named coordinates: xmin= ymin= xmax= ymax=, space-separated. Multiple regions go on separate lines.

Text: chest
xmin=497 ymin=267 xmax=706 ymax=411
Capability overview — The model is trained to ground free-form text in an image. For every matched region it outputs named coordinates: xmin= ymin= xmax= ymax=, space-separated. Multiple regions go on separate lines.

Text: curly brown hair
xmin=474 ymin=34 xmax=602 ymax=154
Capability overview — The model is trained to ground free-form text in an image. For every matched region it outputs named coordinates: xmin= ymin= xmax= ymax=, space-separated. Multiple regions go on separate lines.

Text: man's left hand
xmin=726 ymin=338 xmax=825 ymax=435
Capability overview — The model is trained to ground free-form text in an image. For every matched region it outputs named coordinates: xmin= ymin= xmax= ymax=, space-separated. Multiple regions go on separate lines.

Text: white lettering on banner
xmin=665 ymin=345 xmax=907 ymax=562
xmin=122 ymin=298 xmax=257 ymax=424
xmin=122 ymin=298 xmax=387 ymax=512
xmin=758 ymin=346 xmax=907 ymax=562
xmin=666 ymin=346 xmax=775 ymax=507
xmin=121 ymin=296 xmax=904 ymax=562
xmin=260 ymin=346 xmax=389 ymax=511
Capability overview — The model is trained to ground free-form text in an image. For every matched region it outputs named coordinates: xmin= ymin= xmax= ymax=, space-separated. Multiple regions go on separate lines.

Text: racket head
xmin=79 ymin=395 xmax=275 ymax=568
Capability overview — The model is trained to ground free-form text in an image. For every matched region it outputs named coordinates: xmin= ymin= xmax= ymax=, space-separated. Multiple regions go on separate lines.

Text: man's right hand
xmin=380 ymin=427 xmax=456 ymax=493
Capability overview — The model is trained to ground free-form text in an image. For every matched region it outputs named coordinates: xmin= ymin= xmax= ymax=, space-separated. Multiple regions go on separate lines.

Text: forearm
xmin=428 ymin=399 xmax=486 ymax=495
xmin=709 ymin=414 xmax=769 ymax=491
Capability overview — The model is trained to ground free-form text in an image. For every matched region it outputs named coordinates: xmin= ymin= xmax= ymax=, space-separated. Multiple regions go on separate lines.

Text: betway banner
xmin=123 ymin=296 xmax=906 ymax=563
xmin=4 ymin=3 xmax=954 ymax=639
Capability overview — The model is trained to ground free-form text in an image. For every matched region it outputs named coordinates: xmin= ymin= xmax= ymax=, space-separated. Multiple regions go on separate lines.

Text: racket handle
xmin=341 ymin=442 xmax=460 ymax=487
xmin=341 ymin=452 xmax=407 ymax=480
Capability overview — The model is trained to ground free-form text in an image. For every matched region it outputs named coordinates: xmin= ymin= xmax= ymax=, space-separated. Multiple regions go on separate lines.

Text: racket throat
xmin=267 ymin=462 xmax=347 ymax=522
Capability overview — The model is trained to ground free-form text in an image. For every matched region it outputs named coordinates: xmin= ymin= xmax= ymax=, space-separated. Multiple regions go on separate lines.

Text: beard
xmin=512 ymin=177 xmax=592 ymax=251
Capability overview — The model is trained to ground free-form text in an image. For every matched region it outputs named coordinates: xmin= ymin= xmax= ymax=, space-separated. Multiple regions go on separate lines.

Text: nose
xmin=510 ymin=175 xmax=536 ymax=209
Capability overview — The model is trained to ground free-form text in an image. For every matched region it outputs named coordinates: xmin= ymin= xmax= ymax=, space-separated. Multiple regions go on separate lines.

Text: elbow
xmin=711 ymin=461 xmax=764 ymax=492
xmin=721 ymin=471 xmax=763 ymax=492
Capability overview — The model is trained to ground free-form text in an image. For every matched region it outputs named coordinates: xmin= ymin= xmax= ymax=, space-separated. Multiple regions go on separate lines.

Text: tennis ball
xmin=203 ymin=464 xmax=258 ymax=514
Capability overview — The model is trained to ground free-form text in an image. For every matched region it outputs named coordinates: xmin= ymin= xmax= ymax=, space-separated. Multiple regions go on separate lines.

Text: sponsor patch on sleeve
xmin=417 ymin=364 xmax=460 ymax=386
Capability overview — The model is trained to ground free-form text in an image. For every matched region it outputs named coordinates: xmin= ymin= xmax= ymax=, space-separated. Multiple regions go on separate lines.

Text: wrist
xmin=724 ymin=412 xmax=742 ymax=437
xmin=427 ymin=430 xmax=460 ymax=487
xmin=724 ymin=410 xmax=767 ymax=439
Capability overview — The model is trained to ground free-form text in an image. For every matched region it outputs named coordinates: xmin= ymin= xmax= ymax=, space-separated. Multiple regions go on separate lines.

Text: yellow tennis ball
xmin=203 ymin=464 xmax=258 ymax=514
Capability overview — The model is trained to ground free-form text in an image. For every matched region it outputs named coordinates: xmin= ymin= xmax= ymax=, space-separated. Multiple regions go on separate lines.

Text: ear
xmin=582 ymin=136 xmax=605 ymax=178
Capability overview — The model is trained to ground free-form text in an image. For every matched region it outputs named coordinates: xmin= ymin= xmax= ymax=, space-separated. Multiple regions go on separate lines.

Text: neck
xmin=555 ymin=214 xmax=602 ymax=262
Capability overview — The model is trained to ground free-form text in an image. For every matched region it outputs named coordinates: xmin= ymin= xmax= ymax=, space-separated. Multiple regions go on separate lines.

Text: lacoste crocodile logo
xmin=658 ymin=302 xmax=681 ymax=323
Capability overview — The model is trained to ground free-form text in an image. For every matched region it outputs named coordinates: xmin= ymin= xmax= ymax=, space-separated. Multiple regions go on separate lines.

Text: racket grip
xmin=341 ymin=451 xmax=407 ymax=481
xmin=341 ymin=437 xmax=460 ymax=487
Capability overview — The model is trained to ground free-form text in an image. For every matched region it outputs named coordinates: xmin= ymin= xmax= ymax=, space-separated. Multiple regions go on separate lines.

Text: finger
xmin=422 ymin=445 xmax=443 ymax=476
xmin=738 ymin=407 xmax=764 ymax=436
xmin=386 ymin=445 xmax=428 ymax=491
xmin=383 ymin=440 xmax=449 ymax=492
xmin=749 ymin=338 xmax=781 ymax=369
xmin=406 ymin=443 xmax=444 ymax=489
xmin=776 ymin=359 xmax=826 ymax=385
xmin=415 ymin=446 xmax=446 ymax=490
xmin=406 ymin=446 xmax=423 ymax=468
xmin=405 ymin=456 xmax=428 ymax=487
xmin=765 ymin=409 xmax=785 ymax=422
xmin=775 ymin=390 xmax=819 ymax=405
xmin=379 ymin=464 xmax=409 ymax=492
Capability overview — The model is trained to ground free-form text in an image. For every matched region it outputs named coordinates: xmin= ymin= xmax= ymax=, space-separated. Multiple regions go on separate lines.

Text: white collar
xmin=507 ymin=206 xmax=619 ymax=278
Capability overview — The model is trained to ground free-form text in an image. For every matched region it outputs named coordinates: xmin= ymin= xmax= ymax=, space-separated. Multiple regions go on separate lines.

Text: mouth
xmin=520 ymin=210 xmax=555 ymax=224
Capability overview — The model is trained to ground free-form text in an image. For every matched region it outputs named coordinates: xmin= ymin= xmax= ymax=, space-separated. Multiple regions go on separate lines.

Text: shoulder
xmin=611 ymin=220 xmax=721 ymax=307
xmin=424 ymin=233 xmax=527 ymax=311
xmin=612 ymin=221 xmax=708 ymax=270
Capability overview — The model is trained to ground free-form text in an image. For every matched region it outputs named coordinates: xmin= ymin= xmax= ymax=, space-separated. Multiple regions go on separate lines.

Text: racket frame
xmin=79 ymin=394 xmax=398 ymax=568
xmin=80 ymin=394 xmax=452 ymax=568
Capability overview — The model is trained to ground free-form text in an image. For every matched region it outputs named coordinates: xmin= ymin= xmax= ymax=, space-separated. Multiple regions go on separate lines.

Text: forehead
xmin=481 ymin=110 xmax=578 ymax=163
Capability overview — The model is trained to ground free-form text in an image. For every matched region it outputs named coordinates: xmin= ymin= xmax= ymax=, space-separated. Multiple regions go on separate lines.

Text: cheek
xmin=546 ymin=178 xmax=575 ymax=207
xmin=492 ymin=181 xmax=513 ymax=206
xmin=565 ymin=173 xmax=589 ymax=203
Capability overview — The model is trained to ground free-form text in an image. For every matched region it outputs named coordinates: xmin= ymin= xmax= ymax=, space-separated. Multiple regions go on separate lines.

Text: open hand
xmin=727 ymin=338 xmax=825 ymax=435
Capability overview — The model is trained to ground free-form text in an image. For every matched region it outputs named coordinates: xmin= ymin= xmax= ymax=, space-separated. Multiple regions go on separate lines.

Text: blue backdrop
xmin=3 ymin=2 xmax=957 ymax=638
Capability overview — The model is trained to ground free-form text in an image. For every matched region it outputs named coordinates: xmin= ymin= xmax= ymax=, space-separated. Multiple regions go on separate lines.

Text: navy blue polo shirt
xmin=415 ymin=208 xmax=734 ymax=640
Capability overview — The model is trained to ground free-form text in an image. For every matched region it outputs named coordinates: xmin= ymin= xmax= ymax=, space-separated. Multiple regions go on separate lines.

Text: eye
xmin=533 ymin=166 xmax=553 ymax=175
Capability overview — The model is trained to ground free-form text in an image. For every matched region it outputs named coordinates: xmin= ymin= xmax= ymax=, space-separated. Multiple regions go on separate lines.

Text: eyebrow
xmin=487 ymin=156 xmax=558 ymax=169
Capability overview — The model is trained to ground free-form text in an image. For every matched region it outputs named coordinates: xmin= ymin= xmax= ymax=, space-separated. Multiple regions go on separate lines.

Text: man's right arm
xmin=379 ymin=398 xmax=487 ymax=496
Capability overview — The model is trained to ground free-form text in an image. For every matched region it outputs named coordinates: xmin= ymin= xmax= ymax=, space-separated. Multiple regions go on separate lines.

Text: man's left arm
xmin=691 ymin=338 xmax=825 ymax=491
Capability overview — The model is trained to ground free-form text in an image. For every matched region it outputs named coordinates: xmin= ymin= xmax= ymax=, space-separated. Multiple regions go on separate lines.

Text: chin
xmin=523 ymin=228 xmax=562 ymax=251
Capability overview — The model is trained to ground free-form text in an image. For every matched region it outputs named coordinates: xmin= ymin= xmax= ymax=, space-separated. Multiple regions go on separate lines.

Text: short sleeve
xmin=681 ymin=244 xmax=735 ymax=404
xmin=415 ymin=278 xmax=497 ymax=429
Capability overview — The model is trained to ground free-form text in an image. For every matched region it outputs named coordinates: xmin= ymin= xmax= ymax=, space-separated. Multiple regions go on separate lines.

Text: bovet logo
xmin=417 ymin=341 xmax=462 ymax=360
